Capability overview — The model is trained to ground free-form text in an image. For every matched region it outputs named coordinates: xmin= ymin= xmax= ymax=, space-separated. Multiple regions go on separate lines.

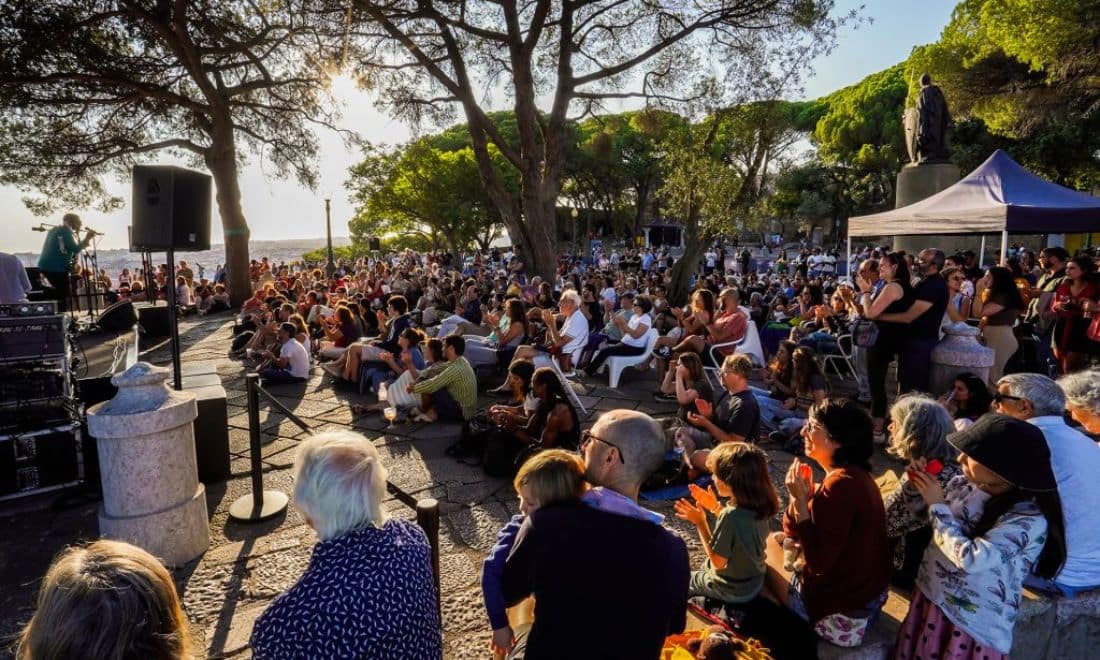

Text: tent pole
xmin=846 ymin=235 xmax=852 ymax=283
xmin=979 ymin=236 xmax=986 ymax=268
xmin=1000 ymin=229 xmax=1008 ymax=265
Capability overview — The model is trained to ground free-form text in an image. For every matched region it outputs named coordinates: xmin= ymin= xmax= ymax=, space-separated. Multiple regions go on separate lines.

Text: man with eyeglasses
xmin=500 ymin=409 xmax=689 ymax=659
xmin=872 ymin=248 xmax=948 ymax=394
xmin=992 ymin=373 xmax=1100 ymax=596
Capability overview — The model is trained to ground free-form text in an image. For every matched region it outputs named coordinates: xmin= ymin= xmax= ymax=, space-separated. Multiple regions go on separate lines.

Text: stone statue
xmin=913 ymin=73 xmax=951 ymax=163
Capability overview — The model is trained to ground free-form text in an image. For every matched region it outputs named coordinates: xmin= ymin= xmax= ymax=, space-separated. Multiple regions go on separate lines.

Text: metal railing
xmin=229 ymin=373 xmax=441 ymax=615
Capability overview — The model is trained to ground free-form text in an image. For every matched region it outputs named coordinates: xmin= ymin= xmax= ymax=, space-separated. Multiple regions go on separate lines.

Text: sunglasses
xmin=581 ymin=430 xmax=625 ymax=463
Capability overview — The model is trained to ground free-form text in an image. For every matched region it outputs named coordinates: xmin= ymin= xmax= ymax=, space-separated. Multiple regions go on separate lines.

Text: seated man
xmin=994 ymin=373 xmax=1100 ymax=594
xmin=511 ymin=289 xmax=588 ymax=373
xmin=258 ymin=323 xmax=311 ymax=385
xmin=677 ymin=353 xmax=761 ymax=472
xmin=408 ymin=335 xmax=478 ymax=423
xmin=501 ymin=409 xmax=689 ymax=659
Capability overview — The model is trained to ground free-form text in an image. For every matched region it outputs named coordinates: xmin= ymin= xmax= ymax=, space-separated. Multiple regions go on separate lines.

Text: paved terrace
xmin=0 ymin=312 xmax=892 ymax=659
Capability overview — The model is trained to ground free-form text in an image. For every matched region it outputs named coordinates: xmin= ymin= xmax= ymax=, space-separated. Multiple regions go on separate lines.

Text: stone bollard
xmin=930 ymin=322 xmax=995 ymax=396
xmin=87 ymin=362 xmax=209 ymax=566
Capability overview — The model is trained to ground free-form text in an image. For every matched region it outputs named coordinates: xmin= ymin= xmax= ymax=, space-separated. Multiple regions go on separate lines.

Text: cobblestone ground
xmin=0 ymin=312 xmax=901 ymax=659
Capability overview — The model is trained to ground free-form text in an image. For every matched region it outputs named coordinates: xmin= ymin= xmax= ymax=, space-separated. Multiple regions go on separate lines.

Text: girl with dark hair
xmin=361 ymin=327 xmax=427 ymax=394
xmin=943 ymin=372 xmax=993 ymax=430
xmin=767 ymin=347 xmax=829 ymax=450
xmin=483 ymin=368 xmax=580 ymax=477
xmin=858 ymin=251 xmax=916 ymax=439
xmin=764 ymin=398 xmax=891 ymax=648
xmin=896 ymin=415 xmax=1067 ymax=659
xmin=465 ymin=299 xmax=530 ymax=369
xmin=1051 ymin=255 xmax=1099 ymax=374
xmin=973 ymin=266 xmax=1026 ymax=383
xmin=675 ymin=443 xmax=779 ymax=604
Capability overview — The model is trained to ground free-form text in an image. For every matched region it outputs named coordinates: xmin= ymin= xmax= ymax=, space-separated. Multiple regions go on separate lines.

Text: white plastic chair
xmin=820 ymin=334 xmax=856 ymax=381
xmin=701 ymin=308 xmax=766 ymax=390
xmin=600 ymin=328 xmax=660 ymax=388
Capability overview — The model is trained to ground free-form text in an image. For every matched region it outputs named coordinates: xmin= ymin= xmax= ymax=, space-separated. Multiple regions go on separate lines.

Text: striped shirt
xmin=412 ymin=356 xmax=478 ymax=420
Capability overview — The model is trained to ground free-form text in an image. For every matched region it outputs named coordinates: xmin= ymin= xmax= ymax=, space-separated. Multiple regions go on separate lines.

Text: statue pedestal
xmin=87 ymin=362 xmax=209 ymax=566
xmin=892 ymin=162 xmax=963 ymax=254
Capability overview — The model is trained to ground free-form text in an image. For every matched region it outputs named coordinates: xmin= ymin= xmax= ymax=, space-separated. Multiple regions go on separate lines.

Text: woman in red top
xmin=764 ymin=398 xmax=891 ymax=647
xmin=1050 ymin=255 xmax=1099 ymax=374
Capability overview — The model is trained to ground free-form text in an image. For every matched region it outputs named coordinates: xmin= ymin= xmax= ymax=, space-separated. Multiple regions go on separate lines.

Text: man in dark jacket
xmin=501 ymin=409 xmax=690 ymax=659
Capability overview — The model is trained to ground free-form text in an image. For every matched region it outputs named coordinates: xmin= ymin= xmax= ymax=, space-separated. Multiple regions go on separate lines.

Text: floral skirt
xmin=893 ymin=590 xmax=1007 ymax=660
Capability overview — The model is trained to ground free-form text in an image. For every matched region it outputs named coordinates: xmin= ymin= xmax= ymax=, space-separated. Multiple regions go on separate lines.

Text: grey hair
xmin=600 ymin=409 xmax=665 ymax=486
xmin=559 ymin=289 xmax=582 ymax=308
xmin=293 ymin=430 xmax=388 ymax=541
xmin=1057 ymin=369 xmax=1100 ymax=414
xmin=998 ymin=373 xmax=1066 ymax=417
xmin=887 ymin=394 xmax=955 ymax=461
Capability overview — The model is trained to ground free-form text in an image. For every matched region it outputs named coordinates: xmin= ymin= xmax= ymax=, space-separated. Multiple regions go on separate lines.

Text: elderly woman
xmin=1057 ymin=369 xmax=1100 ymax=435
xmin=765 ymin=399 xmax=891 ymax=648
xmin=883 ymin=394 xmax=962 ymax=590
xmin=251 ymin=431 xmax=441 ymax=659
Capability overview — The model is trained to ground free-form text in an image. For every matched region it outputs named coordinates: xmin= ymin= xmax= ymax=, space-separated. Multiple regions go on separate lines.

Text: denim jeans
xmin=851 ymin=344 xmax=871 ymax=400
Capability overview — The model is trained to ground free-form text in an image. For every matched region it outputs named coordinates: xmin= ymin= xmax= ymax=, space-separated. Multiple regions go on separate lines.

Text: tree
xmin=812 ymin=63 xmax=908 ymax=167
xmin=344 ymin=0 xmax=851 ymax=282
xmin=347 ymin=140 xmax=505 ymax=254
xmin=0 ymin=1 xmax=342 ymax=304
xmin=660 ymin=101 xmax=808 ymax=303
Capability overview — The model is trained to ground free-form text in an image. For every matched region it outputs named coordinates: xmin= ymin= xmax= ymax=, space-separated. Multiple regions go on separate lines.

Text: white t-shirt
xmin=559 ymin=309 xmax=589 ymax=361
xmin=176 ymin=284 xmax=193 ymax=306
xmin=281 ymin=337 xmax=310 ymax=379
xmin=620 ymin=313 xmax=652 ymax=348
xmin=705 ymin=251 xmax=717 ymax=268
xmin=600 ymin=286 xmax=617 ymax=306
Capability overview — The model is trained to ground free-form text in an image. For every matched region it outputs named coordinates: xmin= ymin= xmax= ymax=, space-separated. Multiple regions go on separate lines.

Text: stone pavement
xmin=0 ymin=312 xmax=901 ymax=659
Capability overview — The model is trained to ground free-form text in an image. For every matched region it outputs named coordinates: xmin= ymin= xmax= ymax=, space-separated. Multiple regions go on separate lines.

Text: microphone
xmin=31 ymin=225 xmax=47 ymax=232
xmin=85 ymin=228 xmax=105 ymax=237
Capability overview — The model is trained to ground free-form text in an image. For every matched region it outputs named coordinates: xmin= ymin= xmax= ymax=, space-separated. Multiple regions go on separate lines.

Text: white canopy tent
xmin=846 ymin=149 xmax=1100 ymax=270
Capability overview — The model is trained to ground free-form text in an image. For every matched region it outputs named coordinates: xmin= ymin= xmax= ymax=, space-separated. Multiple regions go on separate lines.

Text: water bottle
xmin=378 ymin=381 xmax=388 ymax=402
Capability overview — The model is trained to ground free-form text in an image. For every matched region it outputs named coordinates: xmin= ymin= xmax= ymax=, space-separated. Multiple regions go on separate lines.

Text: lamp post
xmin=324 ymin=197 xmax=335 ymax=278
xmin=571 ymin=207 xmax=579 ymax=261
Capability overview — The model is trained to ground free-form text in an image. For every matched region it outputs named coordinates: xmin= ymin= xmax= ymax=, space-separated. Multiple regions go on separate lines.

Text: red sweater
xmin=783 ymin=465 xmax=891 ymax=622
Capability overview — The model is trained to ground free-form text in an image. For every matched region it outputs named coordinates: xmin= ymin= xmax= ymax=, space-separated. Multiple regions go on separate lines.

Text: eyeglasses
xmin=992 ymin=392 xmax=1025 ymax=405
xmin=581 ymin=430 xmax=625 ymax=463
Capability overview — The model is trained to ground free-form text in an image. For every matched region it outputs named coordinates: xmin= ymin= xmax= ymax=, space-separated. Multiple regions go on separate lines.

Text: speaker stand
xmin=166 ymin=246 xmax=182 ymax=391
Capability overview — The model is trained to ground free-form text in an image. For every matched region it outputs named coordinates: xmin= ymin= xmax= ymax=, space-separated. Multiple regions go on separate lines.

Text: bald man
xmin=501 ymin=409 xmax=689 ymax=659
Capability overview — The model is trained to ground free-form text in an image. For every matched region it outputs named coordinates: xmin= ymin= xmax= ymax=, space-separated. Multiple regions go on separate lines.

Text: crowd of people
xmin=12 ymin=234 xmax=1100 ymax=660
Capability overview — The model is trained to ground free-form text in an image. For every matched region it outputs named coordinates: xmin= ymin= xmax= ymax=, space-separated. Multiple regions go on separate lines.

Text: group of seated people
xmin=19 ymin=365 xmax=1100 ymax=659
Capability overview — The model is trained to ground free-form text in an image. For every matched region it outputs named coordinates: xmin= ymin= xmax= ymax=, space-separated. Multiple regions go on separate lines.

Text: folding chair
xmin=820 ymin=334 xmax=856 ymax=381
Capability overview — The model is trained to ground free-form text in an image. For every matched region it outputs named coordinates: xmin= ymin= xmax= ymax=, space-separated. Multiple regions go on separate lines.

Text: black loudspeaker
xmin=96 ymin=300 xmax=138 ymax=332
xmin=130 ymin=165 xmax=212 ymax=252
xmin=135 ymin=302 xmax=171 ymax=337
xmin=369 ymin=236 xmax=381 ymax=251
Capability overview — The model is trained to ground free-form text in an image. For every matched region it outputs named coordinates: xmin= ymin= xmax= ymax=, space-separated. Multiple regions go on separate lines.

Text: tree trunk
xmin=668 ymin=212 xmax=704 ymax=307
xmin=205 ymin=148 xmax=251 ymax=307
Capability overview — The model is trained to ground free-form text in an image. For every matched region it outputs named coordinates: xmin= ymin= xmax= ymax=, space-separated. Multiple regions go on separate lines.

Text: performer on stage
xmin=37 ymin=213 xmax=94 ymax=312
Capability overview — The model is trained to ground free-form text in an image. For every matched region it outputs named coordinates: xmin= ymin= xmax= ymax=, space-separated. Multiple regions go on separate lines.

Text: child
xmin=481 ymin=449 xmax=586 ymax=657
xmin=896 ymin=414 xmax=1067 ymax=659
xmin=674 ymin=442 xmax=780 ymax=604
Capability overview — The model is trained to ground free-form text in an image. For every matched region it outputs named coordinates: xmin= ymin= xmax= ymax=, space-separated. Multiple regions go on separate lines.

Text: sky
xmin=3 ymin=0 xmax=958 ymax=253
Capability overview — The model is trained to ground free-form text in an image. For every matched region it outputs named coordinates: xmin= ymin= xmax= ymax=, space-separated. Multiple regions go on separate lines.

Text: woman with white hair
xmin=1058 ymin=369 xmax=1100 ymax=436
xmin=250 ymin=431 xmax=441 ymax=659
xmin=882 ymin=394 xmax=961 ymax=589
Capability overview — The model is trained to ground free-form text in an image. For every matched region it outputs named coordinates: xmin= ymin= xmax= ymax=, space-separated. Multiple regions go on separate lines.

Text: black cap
xmin=946 ymin=414 xmax=1057 ymax=492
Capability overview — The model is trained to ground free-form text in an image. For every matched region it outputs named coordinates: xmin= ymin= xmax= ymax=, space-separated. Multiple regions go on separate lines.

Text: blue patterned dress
xmin=251 ymin=519 xmax=442 ymax=659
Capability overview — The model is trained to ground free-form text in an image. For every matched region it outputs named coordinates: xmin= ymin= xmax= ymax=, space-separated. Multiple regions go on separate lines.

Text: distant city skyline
xmin=3 ymin=0 xmax=957 ymax=253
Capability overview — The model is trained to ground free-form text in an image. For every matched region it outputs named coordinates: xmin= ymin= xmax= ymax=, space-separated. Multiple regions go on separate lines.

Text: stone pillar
xmin=87 ymin=362 xmax=209 ymax=566
xmin=892 ymin=162 xmax=965 ymax=255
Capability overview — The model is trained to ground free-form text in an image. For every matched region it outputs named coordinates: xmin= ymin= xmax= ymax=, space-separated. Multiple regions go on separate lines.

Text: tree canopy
xmin=0 ymin=0 xmax=343 ymax=303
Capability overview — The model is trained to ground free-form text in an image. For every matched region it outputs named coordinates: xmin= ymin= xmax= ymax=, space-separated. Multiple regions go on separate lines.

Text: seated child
xmin=481 ymin=450 xmax=586 ymax=657
xmin=674 ymin=443 xmax=780 ymax=604
xmin=895 ymin=414 xmax=1067 ymax=659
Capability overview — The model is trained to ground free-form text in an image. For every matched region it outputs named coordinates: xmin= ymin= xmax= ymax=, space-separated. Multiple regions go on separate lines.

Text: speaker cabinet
xmin=97 ymin=300 xmax=138 ymax=333
xmin=130 ymin=165 xmax=212 ymax=252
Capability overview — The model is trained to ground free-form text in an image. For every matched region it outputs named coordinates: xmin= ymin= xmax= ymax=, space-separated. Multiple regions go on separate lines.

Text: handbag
xmin=1087 ymin=313 xmax=1100 ymax=342
xmin=850 ymin=318 xmax=879 ymax=348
